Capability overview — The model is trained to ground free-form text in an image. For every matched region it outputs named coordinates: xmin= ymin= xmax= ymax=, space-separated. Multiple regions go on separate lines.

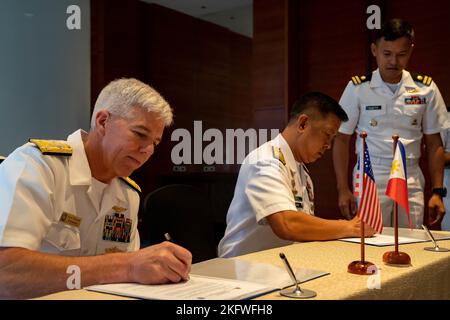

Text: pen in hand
xmin=164 ymin=232 xmax=190 ymax=281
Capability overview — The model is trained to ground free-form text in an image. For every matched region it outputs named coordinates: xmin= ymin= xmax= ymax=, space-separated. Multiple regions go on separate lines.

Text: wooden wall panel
xmin=253 ymin=0 xmax=288 ymax=130
xmin=92 ymin=1 xmax=252 ymax=196
xmin=294 ymin=1 xmax=369 ymax=219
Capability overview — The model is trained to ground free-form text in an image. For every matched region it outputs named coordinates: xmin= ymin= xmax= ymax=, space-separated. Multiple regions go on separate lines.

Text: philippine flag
xmin=385 ymin=140 xmax=411 ymax=228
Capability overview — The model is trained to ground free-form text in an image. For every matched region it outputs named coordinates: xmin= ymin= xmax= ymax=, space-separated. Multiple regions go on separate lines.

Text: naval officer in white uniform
xmin=0 ymin=78 xmax=192 ymax=299
xmin=218 ymin=92 xmax=375 ymax=258
xmin=333 ymin=19 xmax=447 ymax=229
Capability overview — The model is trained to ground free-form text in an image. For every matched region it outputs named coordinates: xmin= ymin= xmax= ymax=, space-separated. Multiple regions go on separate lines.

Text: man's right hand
xmin=347 ymin=216 xmax=376 ymax=237
xmin=338 ymin=188 xmax=357 ymax=220
xmin=127 ymin=241 xmax=192 ymax=285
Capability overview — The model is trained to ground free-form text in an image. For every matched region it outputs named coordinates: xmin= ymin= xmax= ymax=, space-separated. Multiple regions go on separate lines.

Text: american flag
xmin=356 ymin=140 xmax=383 ymax=234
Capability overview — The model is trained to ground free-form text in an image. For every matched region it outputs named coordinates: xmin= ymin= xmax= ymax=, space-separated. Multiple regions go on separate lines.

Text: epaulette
xmin=120 ymin=177 xmax=141 ymax=193
xmin=351 ymin=73 xmax=372 ymax=86
xmin=29 ymin=139 xmax=73 ymax=156
xmin=272 ymin=146 xmax=286 ymax=166
xmin=410 ymin=72 xmax=433 ymax=86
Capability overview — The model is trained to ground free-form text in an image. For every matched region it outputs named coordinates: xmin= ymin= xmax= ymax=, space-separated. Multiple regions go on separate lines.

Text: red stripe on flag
xmin=358 ymin=173 xmax=383 ymax=234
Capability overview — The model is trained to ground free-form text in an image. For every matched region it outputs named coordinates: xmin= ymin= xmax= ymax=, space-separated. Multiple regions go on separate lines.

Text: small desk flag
xmin=356 ymin=140 xmax=383 ymax=233
xmin=386 ymin=140 xmax=411 ymax=228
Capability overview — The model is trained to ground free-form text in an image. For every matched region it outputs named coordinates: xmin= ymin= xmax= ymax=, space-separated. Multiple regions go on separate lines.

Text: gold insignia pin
xmin=60 ymin=212 xmax=82 ymax=228
xmin=105 ymin=246 xmax=124 ymax=254
xmin=112 ymin=206 xmax=127 ymax=213
xmin=272 ymin=147 xmax=286 ymax=166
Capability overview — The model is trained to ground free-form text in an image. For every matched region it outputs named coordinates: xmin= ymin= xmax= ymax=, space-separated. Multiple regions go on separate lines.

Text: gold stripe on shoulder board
xmin=120 ymin=177 xmax=141 ymax=193
xmin=29 ymin=139 xmax=73 ymax=156
xmin=272 ymin=146 xmax=286 ymax=166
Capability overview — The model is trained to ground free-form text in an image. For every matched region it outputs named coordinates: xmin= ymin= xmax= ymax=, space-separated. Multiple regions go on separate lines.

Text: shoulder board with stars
xmin=120 ymin=177 xmax=141 ymax=193
xmin=272 ymin=146 xmax=286 ymax=166
xmin=410 ymin=72 xmax=433 ymax=86
xmin=29 ymin=139 xmax=73 ymax=156
xmin=351 ymin=73 xmax=372 ymax=86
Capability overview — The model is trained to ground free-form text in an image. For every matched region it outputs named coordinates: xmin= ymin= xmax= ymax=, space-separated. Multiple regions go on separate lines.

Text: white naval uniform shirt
xmin=339 ymin=69 xmax=448 ymax=159
xmin=218 ymin=134 xmax=314 ymax=258
xmin=0 ymin=129 xmax=140 ymax=256
xmin=441 ymin=112 xmax=450 ymax=231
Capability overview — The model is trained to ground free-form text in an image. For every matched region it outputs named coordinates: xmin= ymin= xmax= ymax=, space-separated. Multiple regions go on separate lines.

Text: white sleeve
xmin=443 ymin=113 xmax=450 ymax=153
xmin=245 ymin=159 xmax=297 ymax=224
xmin=338 ymin=81 xmax=360 ymax=135
xmin=0 ymin=146 xmax=56 ymax=250
xmin=423 ymin=82 xmax=448 ymax=135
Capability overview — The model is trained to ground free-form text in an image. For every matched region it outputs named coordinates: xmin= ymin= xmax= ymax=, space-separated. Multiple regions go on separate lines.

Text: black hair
xmin=289 ymin=92 xmax=348 ymax=123
xmin=375 ymin=18 xmax=415 ymax=42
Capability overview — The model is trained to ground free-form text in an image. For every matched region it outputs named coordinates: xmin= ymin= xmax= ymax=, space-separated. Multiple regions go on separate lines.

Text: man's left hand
xmin=428 ymin=194 xmax=446 ymax=227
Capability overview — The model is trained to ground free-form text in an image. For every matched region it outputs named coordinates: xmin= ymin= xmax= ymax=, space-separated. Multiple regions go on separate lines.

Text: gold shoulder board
xmin=120 ymin=177 xmax=141 ymax=193
xmin=29 ymin=139 xmax=73 ymax=156
xmin=272 ymin=146 xmax=286 ymax=166
xmin=351 ymin=74 xmax=371 ymax=86
xmin=412 ymin=72 xmax=432 ymax=86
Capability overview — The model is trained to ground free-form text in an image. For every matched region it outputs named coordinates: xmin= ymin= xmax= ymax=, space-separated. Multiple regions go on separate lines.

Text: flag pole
xmin=348 ymin=132 xmax=374 ymax=275
xmin=361 ymin=220 xmax=365 ymax=263
xmin=393 ymin=135 xmax=399 ymax=254
xmin=382 ymin=135 xmax=411 ymax=266
xmin=360 ymin=132 xmax=367 ymax=264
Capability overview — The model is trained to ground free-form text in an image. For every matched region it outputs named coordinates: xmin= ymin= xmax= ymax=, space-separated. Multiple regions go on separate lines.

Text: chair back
xmin=141 ymin=184 xmax=217 ymax=263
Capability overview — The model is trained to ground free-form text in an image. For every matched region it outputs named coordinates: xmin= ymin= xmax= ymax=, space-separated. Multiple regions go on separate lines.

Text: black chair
xmin=140 ymin=184 xmax=217 ymax=263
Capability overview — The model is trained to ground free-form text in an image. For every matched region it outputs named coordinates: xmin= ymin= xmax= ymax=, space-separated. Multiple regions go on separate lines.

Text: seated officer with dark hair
xmin=0 ymin=78 xmax=192 ymax=299
xmin=218 ymin=92 xmax=376 ymax=258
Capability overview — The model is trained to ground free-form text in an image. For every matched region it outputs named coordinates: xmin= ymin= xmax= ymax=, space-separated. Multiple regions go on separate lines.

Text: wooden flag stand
xmin=382 ymin=135 xmax=411 ymax=266
xmin=347 ymin=222 xmax=375 ymax=274
xmin=348 ymin=132 xmax=375 ymax=275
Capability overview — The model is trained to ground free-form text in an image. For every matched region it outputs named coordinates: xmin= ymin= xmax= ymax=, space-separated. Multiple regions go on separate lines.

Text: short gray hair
xmin=91 ymin=78 xmax=173 ymax=128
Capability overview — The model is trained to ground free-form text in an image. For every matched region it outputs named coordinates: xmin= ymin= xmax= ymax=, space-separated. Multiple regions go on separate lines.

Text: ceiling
xmin=142 ymin=0 xmax=253 ymax=37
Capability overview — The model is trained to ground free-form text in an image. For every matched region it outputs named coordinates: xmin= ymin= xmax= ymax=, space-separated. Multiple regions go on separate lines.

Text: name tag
xmin=60 ymin=212 xmax=82 ymax=228
xmin=365 ymin=105 xmax=382 ymax=111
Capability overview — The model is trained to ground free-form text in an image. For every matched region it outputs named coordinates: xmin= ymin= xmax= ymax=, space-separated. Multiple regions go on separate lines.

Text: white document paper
xmin=191 ymin=258 xmax=329 ymax=289
xmin=340 ymin=233 xmax=425 ymax=246
xmin=85 ymin=275 xmax=273 ymax=300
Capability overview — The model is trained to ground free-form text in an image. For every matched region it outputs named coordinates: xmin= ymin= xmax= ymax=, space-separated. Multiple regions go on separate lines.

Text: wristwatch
xmin=432 ymin=187 xmax=447 ymax=197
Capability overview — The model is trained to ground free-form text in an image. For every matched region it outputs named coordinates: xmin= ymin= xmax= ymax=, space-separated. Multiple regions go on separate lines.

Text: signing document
xmin=86 ymin=275 xmax=273 ymax=300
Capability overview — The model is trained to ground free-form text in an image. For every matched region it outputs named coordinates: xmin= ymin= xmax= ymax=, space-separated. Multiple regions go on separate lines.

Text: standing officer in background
xmin=218 ymin=92 xmax=375 ymax=258
xmin=440 ymin=113 xmax=450 ymax=231
xmin=0 ymin=78 xmax=192 ymax=299
xmin=333 ymin=19 xmax=448 ymax=229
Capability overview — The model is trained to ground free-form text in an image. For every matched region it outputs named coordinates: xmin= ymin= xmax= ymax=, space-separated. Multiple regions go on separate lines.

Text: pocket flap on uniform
xmin=45 ymin=222 xmax=81 ymax=251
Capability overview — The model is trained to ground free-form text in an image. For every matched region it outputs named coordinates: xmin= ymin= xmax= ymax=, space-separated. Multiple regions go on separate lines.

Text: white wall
xmin=0 ymin=0 xmax=90 ymax=155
